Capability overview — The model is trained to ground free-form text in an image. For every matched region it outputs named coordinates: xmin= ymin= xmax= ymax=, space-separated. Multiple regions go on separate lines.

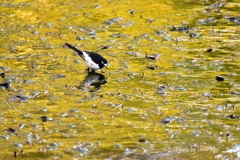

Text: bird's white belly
xmin=85 ymin=60 xmax=99 ymax=70
xmin=81 ymin=51 xmax=100 ymax=70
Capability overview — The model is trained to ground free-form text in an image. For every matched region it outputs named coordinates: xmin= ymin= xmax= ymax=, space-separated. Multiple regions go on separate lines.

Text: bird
xmin=65 ymin=43 xmax=108 ymax=72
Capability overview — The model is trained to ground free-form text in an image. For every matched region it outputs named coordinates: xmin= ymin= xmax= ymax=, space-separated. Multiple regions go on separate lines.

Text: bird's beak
xmin=104 ymin=63 xmax=109 ymax=69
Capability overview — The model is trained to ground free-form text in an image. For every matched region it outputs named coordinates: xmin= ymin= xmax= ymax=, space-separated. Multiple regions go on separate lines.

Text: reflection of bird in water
xmin=80 ymin=72 xmax=107 ymax=90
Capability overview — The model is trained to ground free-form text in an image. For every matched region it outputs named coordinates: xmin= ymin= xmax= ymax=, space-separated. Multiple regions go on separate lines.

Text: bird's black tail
xmin=65 ymin=43 xmax=83 ymax=55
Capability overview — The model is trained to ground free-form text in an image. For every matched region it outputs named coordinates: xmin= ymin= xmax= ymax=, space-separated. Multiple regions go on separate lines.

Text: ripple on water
xmin=0 ymin=0 xmax=240 ymax=159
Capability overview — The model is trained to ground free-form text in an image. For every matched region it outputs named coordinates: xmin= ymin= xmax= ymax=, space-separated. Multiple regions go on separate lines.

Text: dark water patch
xmin=206 ymin=50 xmax=230 ymax=57
xmin=0 ymin=72 xmax=5 ymax=78
xmin=214 ymin=14 xmax=224 ymax=20
xmin=218 ymin=46 xmax=237 ymax=51
xmin=0 ymin=82 xmax=11 ymax=89
xmin=1 ymin=0 xmax=240 ymax=159
xmin=224 ymin=6 xmax=240 ymax=12
xmin=23 ymin=152 xmax=52 ymax=159
xmin=216 ymin=76 xmax=224 ymax=81
xmin=171 ymin=0 xmax=203 ymax=8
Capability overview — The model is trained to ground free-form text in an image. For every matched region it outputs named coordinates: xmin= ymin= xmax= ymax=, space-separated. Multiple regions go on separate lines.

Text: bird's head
xmin=102 ymin=60 xmax=109 ymax=68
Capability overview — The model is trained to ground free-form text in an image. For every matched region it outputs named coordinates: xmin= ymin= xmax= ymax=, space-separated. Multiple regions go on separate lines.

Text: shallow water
xmin=0 ymin=0 xmax=240 ymax=159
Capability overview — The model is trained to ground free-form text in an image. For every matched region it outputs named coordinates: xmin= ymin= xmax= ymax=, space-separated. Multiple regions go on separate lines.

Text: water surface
xmin=0 ymin=0 xmax=240 ymax=159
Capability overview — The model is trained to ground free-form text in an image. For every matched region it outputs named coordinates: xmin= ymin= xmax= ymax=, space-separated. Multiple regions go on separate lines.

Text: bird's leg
xmin=42 ymin=122 xmax=45 ymax=132
xmin=85 ymin=68 xmax=90 ymax=73
xmin=14 ymin=151 xmax=17 ymax=158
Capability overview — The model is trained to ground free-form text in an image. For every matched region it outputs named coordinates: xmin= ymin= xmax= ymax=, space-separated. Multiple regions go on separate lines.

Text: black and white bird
xmin=65 ymin=43 xmax=108 ymax=72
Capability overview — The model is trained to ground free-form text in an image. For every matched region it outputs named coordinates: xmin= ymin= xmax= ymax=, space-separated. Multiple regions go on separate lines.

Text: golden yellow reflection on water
xmin=0 ymin=0 xmax=240 ymax=159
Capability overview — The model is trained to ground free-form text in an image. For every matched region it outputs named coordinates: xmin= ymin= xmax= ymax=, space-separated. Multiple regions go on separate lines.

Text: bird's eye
xmin=102 ymin=61 xmax=108 ymax=67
